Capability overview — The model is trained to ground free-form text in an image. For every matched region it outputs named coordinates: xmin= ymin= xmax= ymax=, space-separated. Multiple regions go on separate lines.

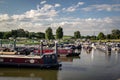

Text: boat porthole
xmin=30 ymin=59 xmax=35 ymax=63
xmin=0 ymin=59 xmax=3 ymax=62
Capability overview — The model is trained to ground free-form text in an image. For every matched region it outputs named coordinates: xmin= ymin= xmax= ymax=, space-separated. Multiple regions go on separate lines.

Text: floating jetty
xmin=96 ymin=43 xmax=111 ymax=54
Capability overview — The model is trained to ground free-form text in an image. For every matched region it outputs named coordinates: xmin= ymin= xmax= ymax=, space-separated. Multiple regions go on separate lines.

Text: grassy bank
xmin=91 ymin=39 xmax=120 ymax=42
xmin=1 ymin=38 xmax=120 ymax=45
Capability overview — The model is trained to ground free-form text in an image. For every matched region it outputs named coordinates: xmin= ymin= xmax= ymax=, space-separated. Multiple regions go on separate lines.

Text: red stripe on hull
xmin=1 ymin=57 xmax=44 ymax=64
xmin=0 ymin=54 xmax=61 ymax=68
xmin=34 ymin=49 xmax=73 ymax=54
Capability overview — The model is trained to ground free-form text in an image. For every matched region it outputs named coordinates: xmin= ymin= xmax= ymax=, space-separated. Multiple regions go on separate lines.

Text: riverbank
xmin=91 ymin=39 xmax=120 ymax=42
xmin=0 ymin=39 xmax=120 ymax=45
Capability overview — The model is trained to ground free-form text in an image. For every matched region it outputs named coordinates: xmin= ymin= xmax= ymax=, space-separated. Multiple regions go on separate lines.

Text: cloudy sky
xmin=0 ymin=0 xmax=120 ymax=36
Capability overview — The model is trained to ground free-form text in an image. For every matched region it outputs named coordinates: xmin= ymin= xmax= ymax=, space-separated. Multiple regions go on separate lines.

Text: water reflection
xmin=0 ymin=49 xmax=120 ymax=80
xmin=58 ymin=56 xmax=80 ymax=62
xmin=0 ymin=68 xmax=58 ymax=80
xmin=115 ymin=50 xmax=120 ymax=54
xmin=91 ymin=49 xmax=95 ymax=61
xmin=115 ymin=52 xmax=118 ymax=62
xmin=105 ymin=52 xmax=111 ymax=61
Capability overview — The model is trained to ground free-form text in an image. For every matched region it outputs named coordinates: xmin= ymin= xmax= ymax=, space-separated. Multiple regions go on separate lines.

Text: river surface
xmin=0 ymin=49 xmax=120 ymax=80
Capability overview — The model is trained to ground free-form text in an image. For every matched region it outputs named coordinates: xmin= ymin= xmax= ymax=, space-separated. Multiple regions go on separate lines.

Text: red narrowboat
xmin=0 ymin=53 xmax=61 ymax=68
xmin=0 ymin=41 xmax=61 ymax=69
xmin=34 ymin=48 xmax=81 ymax=57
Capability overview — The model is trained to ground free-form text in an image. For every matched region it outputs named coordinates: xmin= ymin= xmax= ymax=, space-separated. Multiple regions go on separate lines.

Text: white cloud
xmin=55 ymin=3 xmax=61 ymax=7
xmin=65 ymin=6 xmax=76 ymax=12
xmin=0 ymin=14 xmax=10 ymax=21
xmin=0 ymin=2 xmax=60 ymax=32
xmin=41 ymin=4 xmax=53 ymax=11
xmin=12 ymin=14 xmax=25 ymax=21
xmin=78 ymin=2 xmax=84 ymax=5
xmin=82 ymin=4 xmax=120 ymax=12
xmin=11 ymin=3 xmax=59 ymax=22
xmin=49 ymin=17 xmax=120 ymax=35
xmin=37 ymin=4 xmax=58 ymax=17
xmin=0 ymin=2 xmax=120 ymax=36
xmin=63 ymin=2 xmax=84 ymax=12
xmin=0 ymin=15 xmax=120 ymax=35
xmin=40 ymin=0 xmax=46 ymax=4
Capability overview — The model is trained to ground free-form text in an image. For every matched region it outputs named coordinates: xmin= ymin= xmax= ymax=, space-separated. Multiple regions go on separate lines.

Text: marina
xmin=0 ymin=47 xmax=120 ymax=80
xmin=0 ymin=0 xmax=120 ymax=80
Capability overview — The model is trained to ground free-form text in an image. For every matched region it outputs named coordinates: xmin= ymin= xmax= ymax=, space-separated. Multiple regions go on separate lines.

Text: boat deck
xmin=0 ymin=52 xmax=16 ymax=55
xmin=0 ymin=55 xmax=42 ymax=59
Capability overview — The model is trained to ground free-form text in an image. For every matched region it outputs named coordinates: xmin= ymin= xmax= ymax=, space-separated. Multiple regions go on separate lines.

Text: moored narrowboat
xmin=0 ymin=41 xmax=61 ymax=69
xmin=0 ymin=53 xmax=61 ymax=68
xmin=34 ymin=48 xmax=81 ymax=57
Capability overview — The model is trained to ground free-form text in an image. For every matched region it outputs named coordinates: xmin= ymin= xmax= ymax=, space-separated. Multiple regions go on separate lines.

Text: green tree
xmin=74 ymin=31 xmax=81 ymax=39
xmin=11 ymin=30 xmax=18 ymax=38
xmin=111 ymin=29 xmax=120 ymax=39
xmin=25 ymin=31 xmax=29 ymax=38
xmin=86 ymin=35 xmax=91 ymax=39
xmin=17 ymin=29 xmax=26 ymax=37
xmin=36 ymin=32 xmax=45 ymax=39
xmin=0 ymin=32 xmax=3 ymax=39
xmin=91 ymin=35 xmax=96 ymax=40
xmin=29 ymin=32 xmax=36 ymax=39
xmin=98 ymin=32 xmax=105 ymax=40
xmin=56 ymin=26 xmax=63 ymax=39
xmin=45 ymin=27 xmax=54 ymax=40
xmin=3 ymin=32 xmax=12 ymax=39
xmin=106 ymin=34 xmax=112 ymax=39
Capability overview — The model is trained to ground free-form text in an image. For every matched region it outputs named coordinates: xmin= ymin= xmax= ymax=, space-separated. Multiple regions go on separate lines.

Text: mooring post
xmin=0 ymin=39 xmax=2 ymax=47
xmin=55 ymin=41 xmax=58 ymax=58
xmin=40 ymin=40 xmax=43 ymax=55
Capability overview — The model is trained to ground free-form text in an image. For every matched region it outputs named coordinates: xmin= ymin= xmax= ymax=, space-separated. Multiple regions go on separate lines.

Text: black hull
xmin=66 ymin=53 xmax=80 ymax=57
xmin=57 ymin=53 xmax=80 ymax=57
xmin=0 ymin=62 xmax=62 ymax=69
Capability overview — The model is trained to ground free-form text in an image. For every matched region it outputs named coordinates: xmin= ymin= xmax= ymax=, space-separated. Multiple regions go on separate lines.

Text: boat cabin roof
xmin=0 ymin=53 xmax=56 ymax=59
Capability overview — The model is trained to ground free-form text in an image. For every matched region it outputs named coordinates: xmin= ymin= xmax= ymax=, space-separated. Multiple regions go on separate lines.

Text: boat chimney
xmin=0 ymin=39 xmax=2 ymax=47
xmin=55 ymin=41 xmax=58 ymax=56
xmin=13 ymin=39 xmax=16 ymax=50
xmin=40 ymin=40 xmax=43 ymax=55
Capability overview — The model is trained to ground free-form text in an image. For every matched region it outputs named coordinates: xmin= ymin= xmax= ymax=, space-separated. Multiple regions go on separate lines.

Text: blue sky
xmin=0 ymin=0 xmax=120 ymax=35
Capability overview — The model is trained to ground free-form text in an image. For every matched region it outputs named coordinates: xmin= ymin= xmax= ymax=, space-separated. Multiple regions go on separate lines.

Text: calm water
xmin=0 ymin=49 xmax=120 ymax=80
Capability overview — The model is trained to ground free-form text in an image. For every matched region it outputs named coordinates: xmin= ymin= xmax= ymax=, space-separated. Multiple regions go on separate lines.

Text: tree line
xmin=97 ymin=29 xmax=120 ymax=40
xmin=0 ymin=29 xmax=45 ymax=39
xmin=0 ymin=27 xmax=120 ymax=40
xmin=78 ymin=29 xmax=120 ymax=40
xmin=0 ymin=27 xmax=63 ymax=40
